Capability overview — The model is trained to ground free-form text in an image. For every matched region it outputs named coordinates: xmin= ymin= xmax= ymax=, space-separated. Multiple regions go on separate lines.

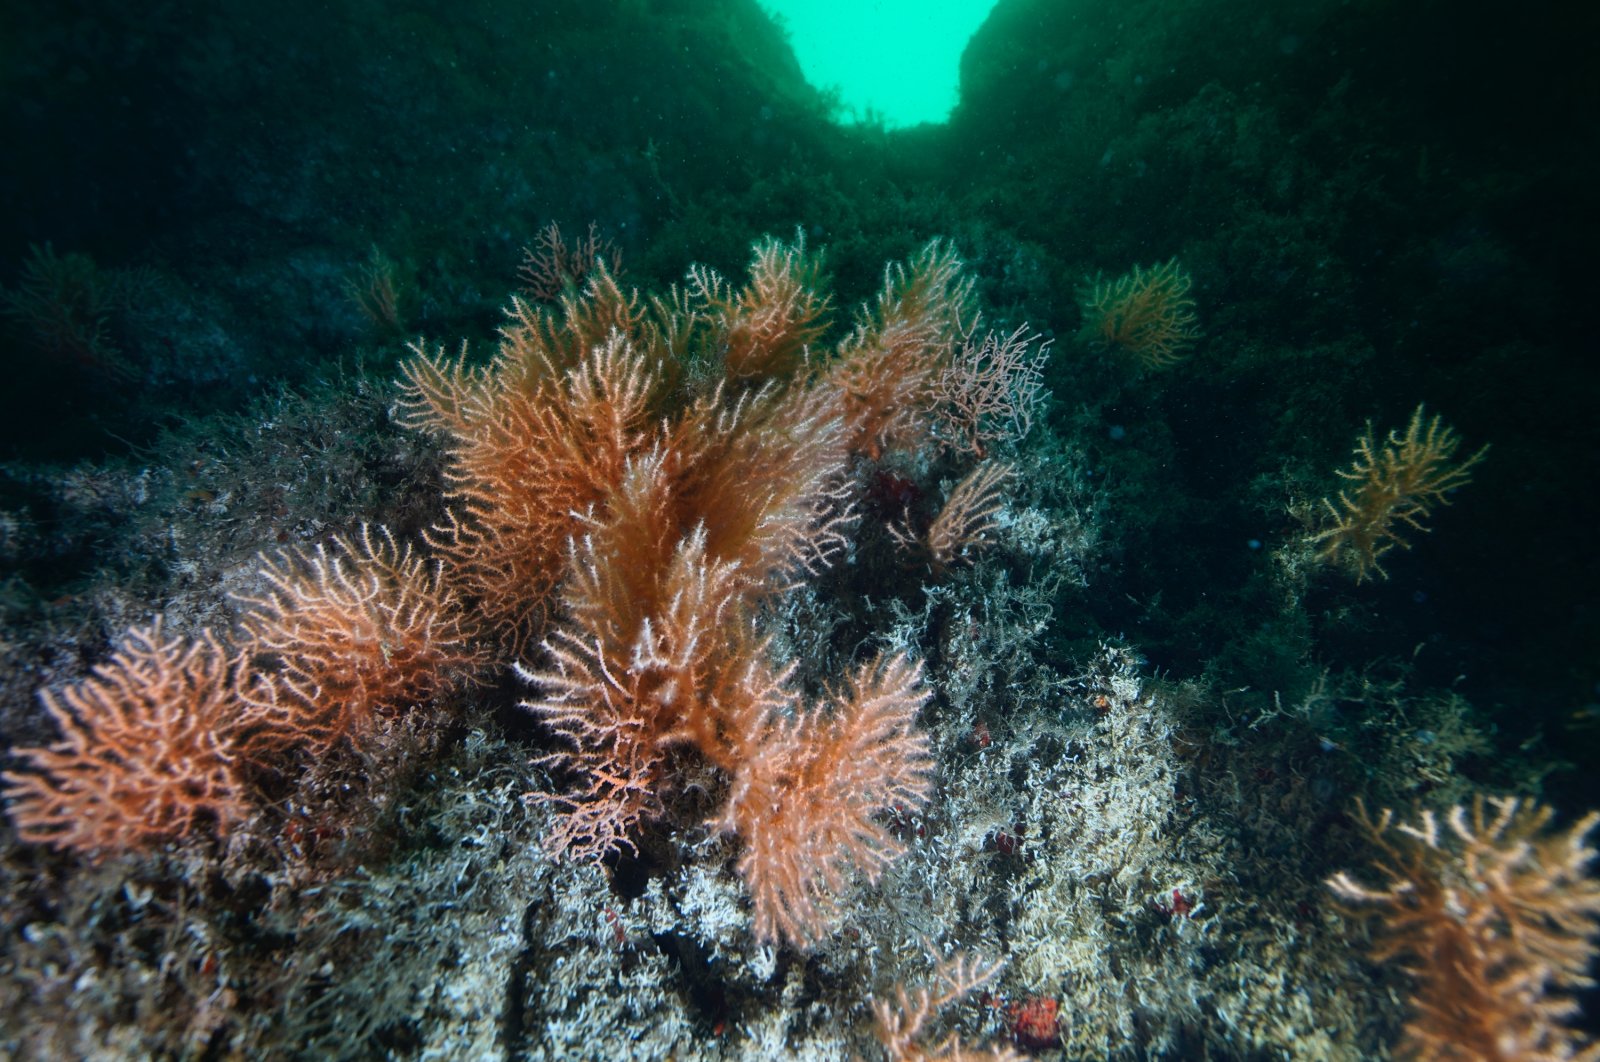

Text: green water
xmin=756 ymin=0 xmax=1000 ymax=126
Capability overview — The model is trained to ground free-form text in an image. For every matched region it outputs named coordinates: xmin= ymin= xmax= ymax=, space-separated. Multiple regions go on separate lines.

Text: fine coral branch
xmin=892 ymin=463 xmax=1014 ymax=571
xmin=1312 ymin=404 xmax=1488 ymax=582
xmin=933 ymin=324 xmax=1050 ymax=459
xmin=716 ymin=651 xmax=934 ymax=947
xmin=3 ymin=621 xmax=252 ymax=856
xmin=1328 ymin=796 xmax=1600 ymax=1060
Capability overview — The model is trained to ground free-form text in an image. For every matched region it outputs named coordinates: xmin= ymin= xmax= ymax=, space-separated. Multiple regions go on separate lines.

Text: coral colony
xmin=6 ymin=228 xmax=1593 ymax=1059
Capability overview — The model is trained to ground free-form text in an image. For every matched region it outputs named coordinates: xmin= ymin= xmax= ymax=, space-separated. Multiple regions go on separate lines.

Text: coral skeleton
xmin=872 ymin=953 xmax=1022 ymax=1062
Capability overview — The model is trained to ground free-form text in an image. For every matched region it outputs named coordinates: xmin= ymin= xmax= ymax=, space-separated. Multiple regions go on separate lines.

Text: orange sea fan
xmin=410 ymin=237 xmax=972 ymax=947
xmin=671 ymin=379 xmax=855 ymax=587
xmin=688 ymin=232 xmax=832 ymax=382
xmin=522 ymin=513 xmax=752 ymax=861
xmin=3 ymin=621 xmax=252 ymax=856
xmin=517 ymin=375 xmax=860 ymax=862
xmin=398 ymin=327 xmax=664 ymax=647
xmin=501 ymin=260 xmax=660 ymax=385
xmin=715 ymin=651 xmax=934 ymax=947
xmin=868 ymin=238 xmax=976 ymax=344
xmin=235 ymin=524 xmax=488 ymax=754
xmin=829 ymin=239 xmax=975 ymax=459
xmin=521 ymin=397 xmax=855 ymax=864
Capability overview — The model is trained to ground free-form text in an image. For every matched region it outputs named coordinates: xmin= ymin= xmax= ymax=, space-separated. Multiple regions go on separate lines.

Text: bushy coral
xmin=826 ymin=240 xmax=976 ymax=459
xmin=3 ymin=622 xmax=251 ymax=855
xmin=1329 ymin=797 xmax=1600 ymax=1060
xmin=1079 ymin=257 xmax=1200 ymax=370
xmin=235 ymin=523 xmax=489 ymax=754
xmin=521 ymin=376 xmax=856 ymax=871
xmin=688 ymin=232 xmax=832 ymax=382
xmin=3 ymin=522 xmax=491 ymax=861
xmin=404 ymin=234 xmax=1008 ymax=946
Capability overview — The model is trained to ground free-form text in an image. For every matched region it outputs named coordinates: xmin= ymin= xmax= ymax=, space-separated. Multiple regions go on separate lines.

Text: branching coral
xmin=1328 ymin=797 xmax=1600 ymax=1060
xmin=1080 ymin=257 xmax=1200 ymax=370
xmin=404 ymin=234 xmax=985 ymax=945
xmin=1312 ymin=404 xmax=1488 ymax=582
xmin=3 ymin=622 xmax=252 ymax=856
xmin=714 ymin=652 xmax=933 ymax=947
xmin=235 ymin=523 xmax=489 ymax=755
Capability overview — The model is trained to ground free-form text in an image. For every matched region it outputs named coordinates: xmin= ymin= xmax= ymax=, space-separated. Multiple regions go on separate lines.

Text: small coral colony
xmin=6 ymin=229 xmax=1595 ymax=1058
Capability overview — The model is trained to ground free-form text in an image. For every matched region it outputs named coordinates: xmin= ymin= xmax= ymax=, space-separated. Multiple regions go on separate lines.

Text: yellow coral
xmin=1081 ymin=257 xmax=1200 ymax=369
xmin=1329 ymin=797 xmax=1600 ymax=1060
xmin=1312 ymin=404 xmax=1487 ymax=582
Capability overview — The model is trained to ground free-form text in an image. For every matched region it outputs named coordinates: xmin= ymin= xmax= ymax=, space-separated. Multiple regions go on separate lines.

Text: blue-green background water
xmin=756 ymin=0 xmax=1001 ymax=127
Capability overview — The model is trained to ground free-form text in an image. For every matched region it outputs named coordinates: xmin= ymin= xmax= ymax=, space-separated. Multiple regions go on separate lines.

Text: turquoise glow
xmin=757 ymin=0 xmax=1000 ymax=128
